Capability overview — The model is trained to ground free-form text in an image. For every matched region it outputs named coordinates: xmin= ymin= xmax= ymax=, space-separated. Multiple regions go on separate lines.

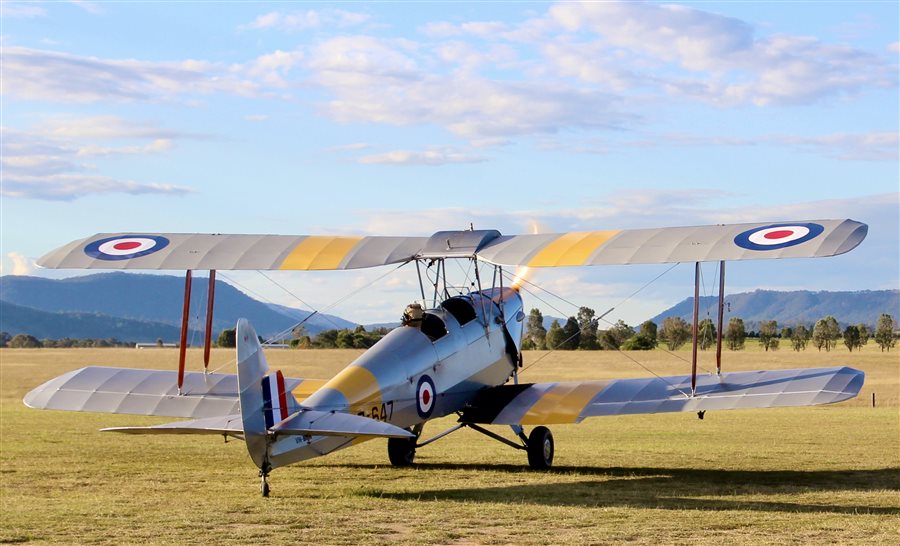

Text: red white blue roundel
xmin=416 ymin=375 xmax=436 ymax=419
xmin=734 ymin=223 xmax=824 ymax=251
xmin=84 ymin=235 xmax=170 ymax=261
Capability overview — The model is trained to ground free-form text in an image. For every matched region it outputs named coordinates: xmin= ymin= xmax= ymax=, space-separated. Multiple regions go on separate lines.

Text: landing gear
xmin=387 ymin=436 xmax=417 ymax=466
xmin=526 ymin=426 xmax=554 ymax=469
xmin=259 ymin=467 xmax=270 ymax=497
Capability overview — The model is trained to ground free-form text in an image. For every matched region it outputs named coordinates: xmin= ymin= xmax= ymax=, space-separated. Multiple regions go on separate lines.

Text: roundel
xmin=734 ymin=223 xmax=824 ymax=251
xmin=84 ymin=235 xmax=170 ymax=261
xmin=416 ymin=375 xmax=436 ymax=419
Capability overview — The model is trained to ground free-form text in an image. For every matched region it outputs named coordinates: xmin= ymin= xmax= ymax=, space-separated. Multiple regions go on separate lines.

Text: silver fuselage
xmin=268 ymin=288 xmax=524 ymax=468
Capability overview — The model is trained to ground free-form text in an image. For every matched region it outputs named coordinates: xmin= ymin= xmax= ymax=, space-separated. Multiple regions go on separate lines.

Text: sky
xmin=1 ymin=0 xmax=898 ymax=327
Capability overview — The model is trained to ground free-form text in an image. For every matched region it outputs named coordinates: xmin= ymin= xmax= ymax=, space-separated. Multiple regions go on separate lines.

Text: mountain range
xmin=0 ymin=273 xmax=354 ymax=343
xmin=1 ymin=273 xmax=896 ymax=342
xmin=648 ymin=289 xmax=899 ymax=331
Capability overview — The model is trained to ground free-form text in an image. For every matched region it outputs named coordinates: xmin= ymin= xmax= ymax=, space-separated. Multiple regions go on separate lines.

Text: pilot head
xmin=402 ymin=303 xmax=424 ymax=328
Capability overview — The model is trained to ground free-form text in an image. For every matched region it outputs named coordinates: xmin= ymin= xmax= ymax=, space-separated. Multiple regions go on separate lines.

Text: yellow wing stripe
xmin=279 ymin=236 xmax=364 ymax=270
xmin=519 ymin=382 xmax=606 ymax=425
xmin=527 ymin=231 xmax=620 ymax=267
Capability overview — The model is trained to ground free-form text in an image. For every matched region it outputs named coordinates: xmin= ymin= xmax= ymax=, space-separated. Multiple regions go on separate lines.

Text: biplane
xmin=25 ymin=219 xmax=867 ymax=496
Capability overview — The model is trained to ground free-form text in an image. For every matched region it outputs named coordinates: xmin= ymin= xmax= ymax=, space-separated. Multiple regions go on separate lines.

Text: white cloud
xmin=4 ymin=252 xmax=36 ymax=276
xmin=889 ymin=42 xmax=900 ymax=53
xmin=0 ymin=47 xmax=261 ymax=103
xmin=546 ymin=2 xmax=896 ymax=106
xmin=0 ymin=2 xmax=46 ymax=18
xmin=1 ymin=119 xmax=196 ymax=200
xmin=242 ymin=9 xmax=370 ymax=31
xmin=244 ymin=114 xmax=270 ymax=122
xmin=2 ymin=174 xmax=193 ymax=201
xmin=357 ymin=147 xmax=487 ymax=166
xmin=325 ymin=142 xmax=372 ymax=152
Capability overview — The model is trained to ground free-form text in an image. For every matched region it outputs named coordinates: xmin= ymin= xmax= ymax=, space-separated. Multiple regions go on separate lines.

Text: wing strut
xmin=203 ymin=270 xmax=216 ymax=371
xmin=716 ymin=261 xmax=725 ymax=375
xmin=177 ymin=269 xmax=192 ymax=394
xmin=690 ymin=262 xmax=700 ymax=395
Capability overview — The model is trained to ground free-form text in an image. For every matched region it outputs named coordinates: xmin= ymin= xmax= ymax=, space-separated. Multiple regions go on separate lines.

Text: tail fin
xmin=236 ymin=319 xmax=298 ymax=470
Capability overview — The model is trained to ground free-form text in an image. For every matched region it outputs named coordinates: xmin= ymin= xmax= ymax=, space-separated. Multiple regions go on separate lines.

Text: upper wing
xmin=476 ymin=219 xmax=867 ymax=267
xmin=36 ymin=234 xmax=429 ymax=271
xmin=23 ymin=366 xmax=325 ymax=419
xmin=35 ymin=219 xmax=866 ymax=271
xmin=460 ymin=366 xmax=864 ymax=425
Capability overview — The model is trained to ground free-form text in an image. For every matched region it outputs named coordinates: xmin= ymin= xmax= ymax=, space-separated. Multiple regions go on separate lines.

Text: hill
xmin=649 ymin=289 xmax=900 ymax=331
xmin=0 ymin=273 xmax=357 ymax=340
xmin=0 ymin=300 xmax=195 ymax=343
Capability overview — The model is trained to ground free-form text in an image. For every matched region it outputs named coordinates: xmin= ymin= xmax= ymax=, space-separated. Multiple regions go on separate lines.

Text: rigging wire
xmin=502 ymin=267 xmax=694 ymax=397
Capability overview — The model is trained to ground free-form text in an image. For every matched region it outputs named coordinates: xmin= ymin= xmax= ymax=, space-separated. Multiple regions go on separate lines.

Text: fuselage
xmin=268 ymin=288 xmax=524 ymax=468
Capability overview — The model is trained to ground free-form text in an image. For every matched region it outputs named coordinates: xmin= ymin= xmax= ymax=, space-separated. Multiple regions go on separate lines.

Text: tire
xmin=526 ymin=426 xmax=554 ymax=469
xmin=387 ymin=436 xmax=416 ymax=466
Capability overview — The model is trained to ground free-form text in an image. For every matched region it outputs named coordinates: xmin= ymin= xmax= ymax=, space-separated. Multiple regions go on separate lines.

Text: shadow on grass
xmin=337 ymin=464 xmax=900 ymax=514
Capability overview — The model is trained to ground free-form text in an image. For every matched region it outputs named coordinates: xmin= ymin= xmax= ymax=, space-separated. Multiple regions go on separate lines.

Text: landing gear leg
xmin=259 ymin=467 xmax=271 ymax=497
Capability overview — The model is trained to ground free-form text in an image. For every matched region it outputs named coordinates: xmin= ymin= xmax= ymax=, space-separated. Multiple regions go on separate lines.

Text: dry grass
xmin=1 ymin=343 xmax=898 ymax=545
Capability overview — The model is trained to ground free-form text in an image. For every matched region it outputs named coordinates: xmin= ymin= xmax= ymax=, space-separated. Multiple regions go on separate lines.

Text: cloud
xmin=0 ymin=2 xmax=46 ymax=18
xmin=546 ymin=2 xmax=897 ymax=106
xmin=2 ymin=174 xmax=193 ymax=201
xmin=242 ymin=9 xmax=370 ymax=31
xmin=1 ymin=118 xmax=196 ymax=200
xmin=357 ymin=147 xmax=488 ymax=166
xmin=3 ymin=252 xmax=36 ymax=276
xmin=244 ymin=115 xmax=270 ymax=122
xmin=0 ymin=47 xmax=261 ymax=103
xmin=540 ymin=130 xmax=899 ymax=161
xmin=325 ymin=142 xmax=372 ymax=152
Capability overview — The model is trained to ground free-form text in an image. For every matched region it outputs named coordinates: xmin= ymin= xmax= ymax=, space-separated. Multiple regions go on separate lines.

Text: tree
xmin=545 ymin=320 xmax=564 ymax=350
xmin=812 ymin=316 xmax=840 ymax=352
xmin=874 ymin=314 xmax=897 ymax=352
xmin=0 ymin=332 xmax=11 ymax=348
xmin=856 ymin=324 xmax=870 ymax=346
xmin=559 ymin=317 xmax=581 ymax=350
xmin=335 ymin=330 xmax=354 ymax=349
xmin=524 ymin=308 xmax=547 ymax=350
xmin=725 ymin=317 xmax=746 ymax=351
xmin=9 ymin=334 xmax=41 ymax=348
xmin=842 ymin=325 xmax=861 ymax=352
xmin=758 ymin=320 xmax=779 ymax=352
xmin=638 ymin=320 xmax=659 ymax=348
xmin=790 ymin=324 xmax=810 ymax=352
xmin=658 ymin=316 xmax=690 ymax=350
xmin=217 ymin=328 xmax=236 ymax=348
xmin=697 ymin=318 xmax=716 ymax=350
xmin=577 ymin=307 xmax=599 ymax=350
xmin=599 ymin=320 xmax=634 ymax=350
xmin=781 ymin=326 xmax=793 ymax=341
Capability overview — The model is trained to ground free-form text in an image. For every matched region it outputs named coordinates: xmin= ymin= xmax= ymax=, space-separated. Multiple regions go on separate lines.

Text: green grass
xmin=1 ymin=345 xmax=898 ymax=545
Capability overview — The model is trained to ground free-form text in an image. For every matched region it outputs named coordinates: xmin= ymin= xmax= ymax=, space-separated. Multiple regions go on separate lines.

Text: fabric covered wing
xmin=37 ymin=233 xmax=429 ymax=270
xmin=461 ymin=366 xmax=863 ymax=425
xmin=271 ymin=409 xmax=415 ymax=439
xmin=103 ymin=414 xmax=244 ymax=435
xmin=476 ymin=219 xmax=866 ymax=266
xmin=23 ymin=367 xmax=320 ymax=419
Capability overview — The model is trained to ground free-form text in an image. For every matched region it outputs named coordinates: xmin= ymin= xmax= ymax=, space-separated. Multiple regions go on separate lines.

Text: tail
xmin=236 ymin=318 xmax=299 ymax=470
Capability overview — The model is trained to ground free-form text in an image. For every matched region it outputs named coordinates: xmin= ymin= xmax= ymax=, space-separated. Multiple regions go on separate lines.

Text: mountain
xmin=0 ymin=300 xmax=196 ymax=342
xmin=649 ymin=289 xmax=900 ymax=331
xmin=265 ymin=303 xmax=357 ymax=332
xmin=0 ymin=273 xmax=357 ymax=340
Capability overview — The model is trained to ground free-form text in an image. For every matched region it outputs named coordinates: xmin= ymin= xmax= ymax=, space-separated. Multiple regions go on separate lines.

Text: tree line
xmin=522 ymin=309 xmax=898 ymax=353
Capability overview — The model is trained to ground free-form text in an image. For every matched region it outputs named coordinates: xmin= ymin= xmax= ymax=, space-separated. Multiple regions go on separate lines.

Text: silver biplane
xmin=25 ymin=220 xmax=867 ymax=496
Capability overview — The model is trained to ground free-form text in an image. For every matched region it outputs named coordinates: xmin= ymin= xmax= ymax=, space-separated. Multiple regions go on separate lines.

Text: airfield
xmin=1 ymin=343 xmax=897 ymax=545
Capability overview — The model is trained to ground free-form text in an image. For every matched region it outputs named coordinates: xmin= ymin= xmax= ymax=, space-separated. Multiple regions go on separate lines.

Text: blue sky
xmin=1 ymin=1 xmax=898 ymax=326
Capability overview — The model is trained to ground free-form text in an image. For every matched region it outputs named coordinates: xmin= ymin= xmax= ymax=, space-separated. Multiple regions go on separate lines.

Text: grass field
xmin=1 ymin=343 xmax=898 ymax=545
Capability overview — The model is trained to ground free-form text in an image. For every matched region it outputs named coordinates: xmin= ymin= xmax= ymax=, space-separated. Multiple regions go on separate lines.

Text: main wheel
xmin=387 ymin=436 xmax=416 ymax=466
xmin=526 ymin=426 xmax=554 ymax=469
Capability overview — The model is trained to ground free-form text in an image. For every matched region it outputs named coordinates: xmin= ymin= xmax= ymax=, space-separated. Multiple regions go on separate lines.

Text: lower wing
xmin=460 ymin=366 xmax=864 ymax=425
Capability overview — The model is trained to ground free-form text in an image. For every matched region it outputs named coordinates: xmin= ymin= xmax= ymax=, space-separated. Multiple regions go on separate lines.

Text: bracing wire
xmin=502 ymin=267 xmax=693 ymax=398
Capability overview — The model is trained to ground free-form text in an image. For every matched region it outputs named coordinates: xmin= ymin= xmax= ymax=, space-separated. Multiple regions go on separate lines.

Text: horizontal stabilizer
xmin=461 ymin=366 xmax=864 ymax=425
xmin=102 ymin=414 xmax=243 ymax=435
xmin=272 ymin=410 xmax=415 ymax=439
xmin=23 ymin=366 xmax=313 ymax=419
